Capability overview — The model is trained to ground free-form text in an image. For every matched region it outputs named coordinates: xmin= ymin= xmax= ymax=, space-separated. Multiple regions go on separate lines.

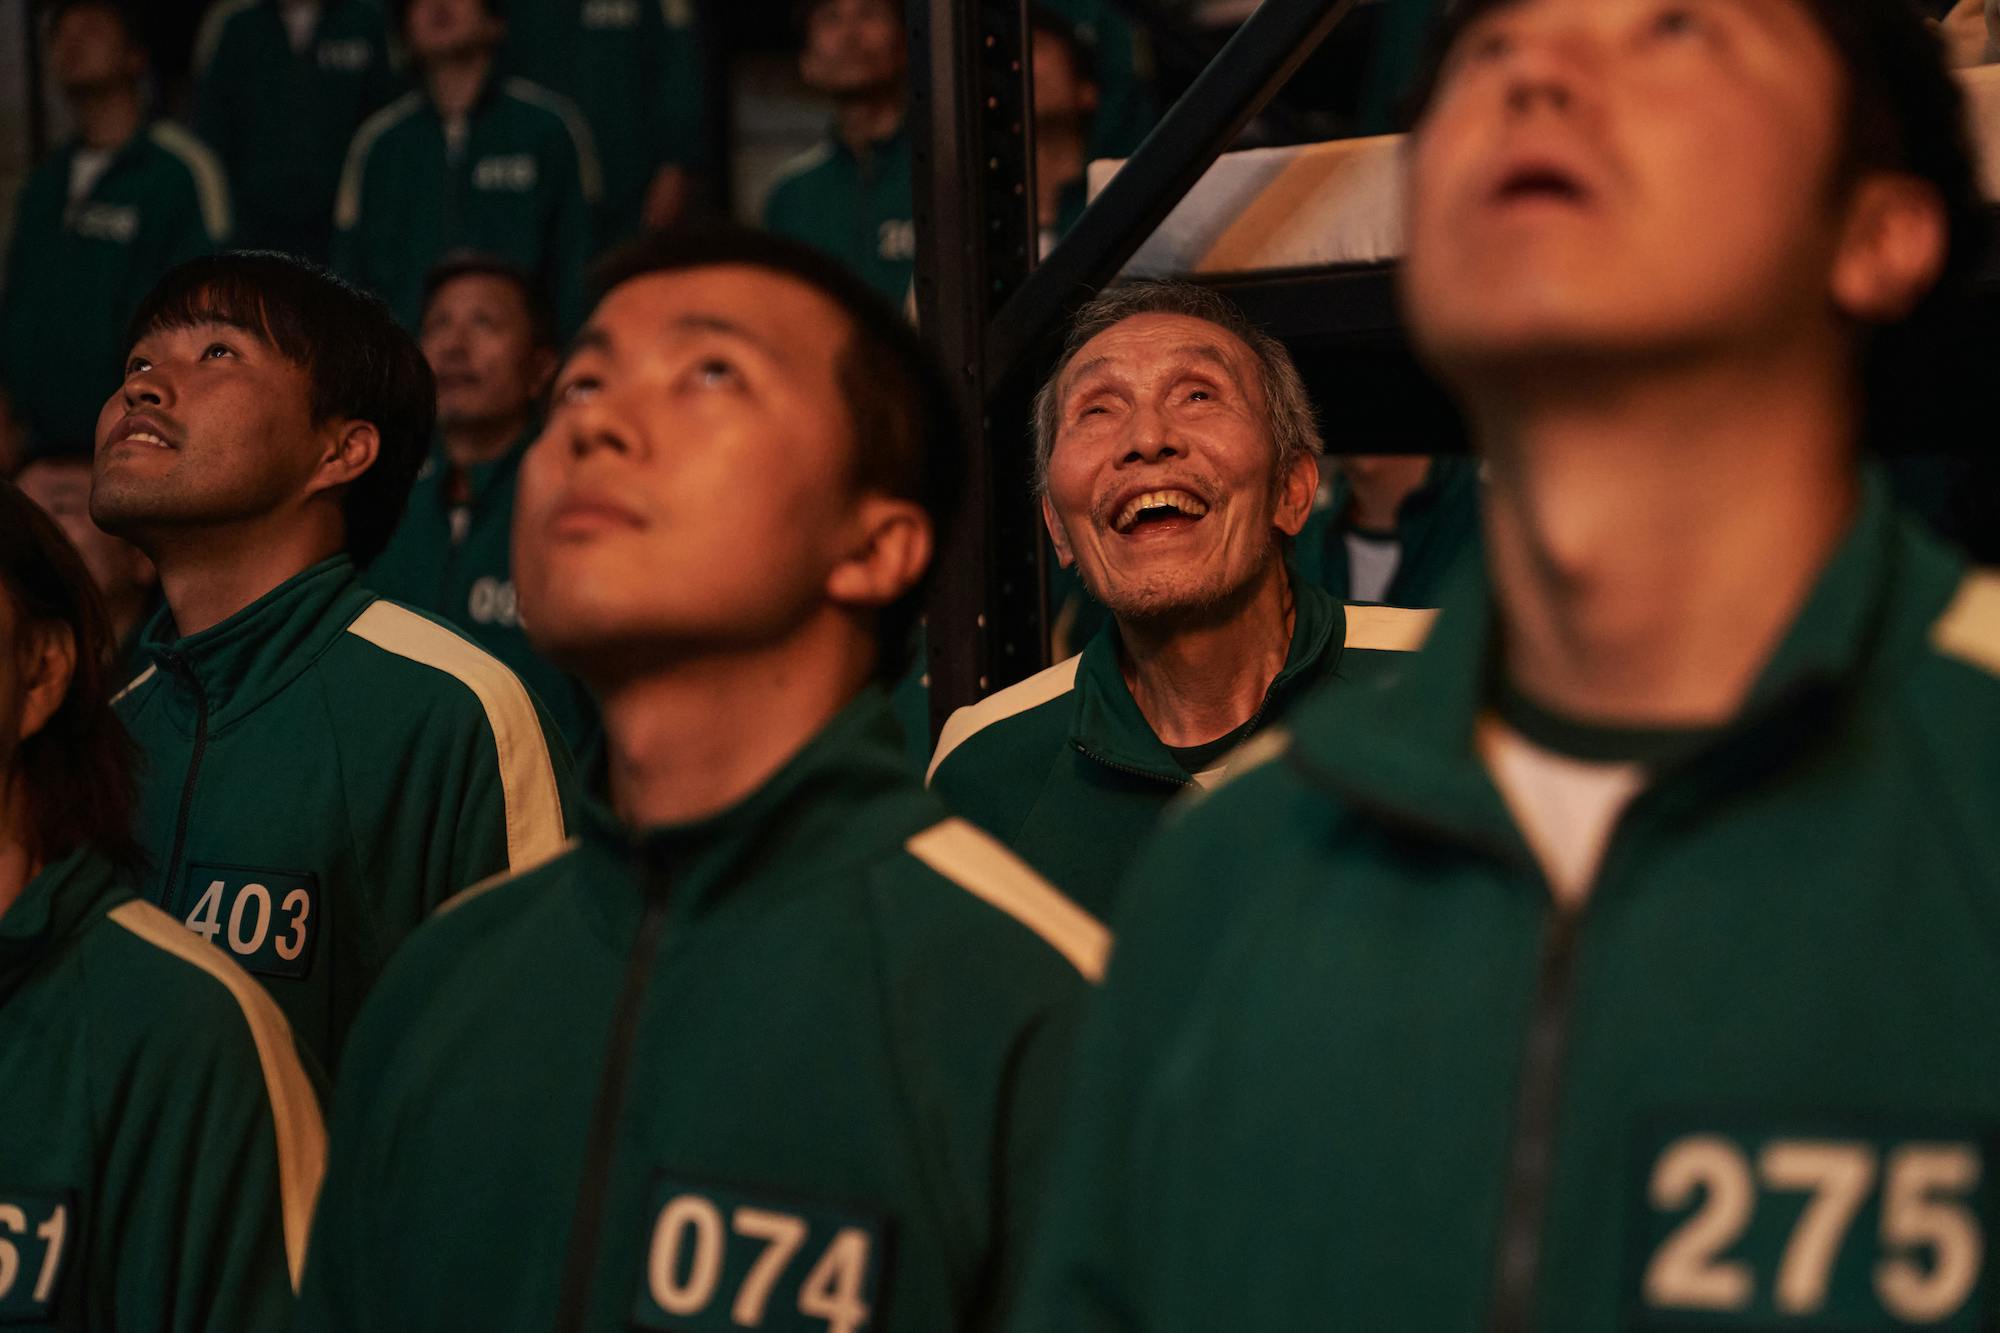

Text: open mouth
xmin=1492 ymin=164 xmax=1591 ymax=209
xmin=1112 ymin=489 xmax=1210 ymax=535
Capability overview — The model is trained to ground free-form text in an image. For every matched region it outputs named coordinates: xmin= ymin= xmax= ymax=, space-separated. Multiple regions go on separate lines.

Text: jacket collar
xmin=415 ymin=428 xmax=535 ymax=514
xmin=1069 ymin=572 xmax=1347 ymax=782
xmin=139 ymin=556 xmax=372 ymax=733
xmin=0 ymin=845 xmax=130 ymax=1005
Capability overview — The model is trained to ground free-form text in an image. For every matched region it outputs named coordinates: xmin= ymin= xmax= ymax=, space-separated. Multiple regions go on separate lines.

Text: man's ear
xmin=1832 ymin=173 xmax=1949 ymax=324
xmin=826 ymin=495 xmax=933 ymax=611
xmin=309 ymin=420 xmax=382 ymax=499
xmin=1041 ymin=494 xmax=1075 ymax=567
xmin=1274 ymin=451 xmax=1319 ymax=539
xmin=17 ymin=622 xmax=76 ymax=746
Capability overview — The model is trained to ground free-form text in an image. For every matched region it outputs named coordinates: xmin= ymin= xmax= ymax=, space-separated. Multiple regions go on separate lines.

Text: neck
xmin=1035 ymin=123 xmax=1086 ymax=227
xmin=1475 ymin=347 xmax=1859 ymax=727
xmin=0 ymin=781 xmax=37 ymax=926
xmin=425 ymin=48 xmax=493 ymax=122
xmin=834 ymin=93 xmax=903 ymax=155
xmin=442 ymin=414 xmax=529 ymax=469
xmin=1118 ymin=557 xmax=1296 ymax=747
xmin=72 ymin=85 xmax=143 ymax=151
xmin=597 ymin=618 xmax=875 ymax=827
xmin=150 ymin=515 xmax=344 ymax=639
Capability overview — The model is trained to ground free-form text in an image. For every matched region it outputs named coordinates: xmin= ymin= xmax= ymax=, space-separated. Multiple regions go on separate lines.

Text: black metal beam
xmin=983 ymin=0 xmax=1361 ymax=390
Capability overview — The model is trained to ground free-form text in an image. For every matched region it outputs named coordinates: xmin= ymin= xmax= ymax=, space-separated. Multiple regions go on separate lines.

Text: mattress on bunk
xmin=1090 ymin=64 xmax=2000 ymax=277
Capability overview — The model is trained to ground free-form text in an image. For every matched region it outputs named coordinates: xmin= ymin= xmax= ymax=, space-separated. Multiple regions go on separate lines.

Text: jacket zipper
xmin=161 ymin=654 xmax=211 ymax=900
xmin=1072 ymin=743 xmax=1191 ymax=789
xmin=553 ymin=877 xmax=671 ymax=1332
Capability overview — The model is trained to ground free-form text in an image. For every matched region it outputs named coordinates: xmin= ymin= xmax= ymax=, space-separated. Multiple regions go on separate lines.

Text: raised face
xmin=16 ymin=460 xmax=154 ymax=607
xmin=800 ymin=0 xmax=905 ymax=98
xmin=49 ymin=6 xmax=141 ymax=94
xmin=421 ymin=274 xmax=554 ymax=433
xmin=91 ymin=320 xmax=326 ymax=549
xmin=1405 ymin=0 xmax=1856 ymax=382
xmin=513 ymin=266 xmax=890 ymax=677
xmin=1043 ymin=313 xmax=1314 ymax=623
xmin=403 ymin=0 xmax=501 ymax=62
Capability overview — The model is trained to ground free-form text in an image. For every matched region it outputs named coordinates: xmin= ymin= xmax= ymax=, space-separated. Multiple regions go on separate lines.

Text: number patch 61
xmin=631 ymin=1178 xmax=886 ymax=1333
xmin=179 ymin=864 xmax=319 ymax=979
xmin=0 ymin=1191 xmax=72 ymax=1321
xmin=1630 ymin=1121 xmax=1996 ymax=1329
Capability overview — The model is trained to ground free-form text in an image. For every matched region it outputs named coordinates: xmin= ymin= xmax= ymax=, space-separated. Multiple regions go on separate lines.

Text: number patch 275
xmin=630 ymin=1178 xmax=886 ymax=1332
xmin=1631 ymin=1123 xmax=1994 ymax=1328
xmin=179 ymin=865 xmax=318 ymax=979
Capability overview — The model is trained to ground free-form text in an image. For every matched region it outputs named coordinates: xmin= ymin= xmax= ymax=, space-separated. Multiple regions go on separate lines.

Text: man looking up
xmin=98 ymin=252 xmax=576 ymax=1073
xmin=368 ymin=254 xmax=597 ymax=755
xmin=1 ymin=0 xmax=228 ymax=459
xmin=1031 ymin=6 xmax=1098 ymax=256
xmin=334 ymin=0 xmax=600 ymax=335
xmin=763 ymin=0 xmax=916 ymax=303
xmin=930 ymin=282 xmax=1432 ymax=913
xmin=296 ymin=229 xmax=1103 ymax=1333
xmin=1012 ymin=3 xmax=2000 ymax=1331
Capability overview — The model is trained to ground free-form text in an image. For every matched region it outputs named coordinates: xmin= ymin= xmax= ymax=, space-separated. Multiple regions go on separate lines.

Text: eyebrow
xmin=668 ymin=312 xmax=788 ymax=364
xmin=1063 ymin=341 xmax=1244 ymax=398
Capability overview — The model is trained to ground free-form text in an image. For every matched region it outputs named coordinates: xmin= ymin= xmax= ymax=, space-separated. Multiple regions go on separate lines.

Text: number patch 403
xmin=179 ymin=865 xmax=318 ymax=979
xmin=631 ymin=1178 xmax=886 ymax=1333
xmin=0 ymin=1192 xmax=71 ymax=1321
xmin=1631 ymin=1124 xmax=1995 ymax=1329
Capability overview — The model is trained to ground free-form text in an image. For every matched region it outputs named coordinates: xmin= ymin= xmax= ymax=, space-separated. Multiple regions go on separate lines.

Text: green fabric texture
xmin=0 ymin=845 xmax=312 ymax=1331
xmin=499 ymin=0 xmax=708 ymax=241
xmin=1295 ymin=454 xmax=1483 ymax=608
xmin=1012 ymin=478 xmax=2000 ymax=1333
xmin=332 ymin=71 xmax=599 ymax=335
xmin=192 ymin=0 xmax=401 ymax=261
xmin=928 ymin=578 xmax=1423 ymax=918
xmin=0 ymin=125 xmax=229 ymax=458
xmin=364 ymin=432 xmax=599 ymax=756
xmin=762 ymin=122 xmax=914 ymax=304
xmin=115 ymin=556 xmax=579 ymax=1073
xmin=296 ymin=688 xmax=1100 ymax=1333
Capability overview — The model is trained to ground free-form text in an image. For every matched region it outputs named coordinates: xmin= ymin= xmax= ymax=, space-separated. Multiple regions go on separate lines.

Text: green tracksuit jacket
xmin=0 ymin=125 xmax=229 ymax=458
xmin=333 ymin=71 xmax=600 ymax=335
xmin=1296 ymin=454 xmax=1483 ymax=608
xmin=762 ymin=123 xmax=914 ymax=305
xmin=364 ymin=432 xmax=599 ymax=756
xmin=192 ymin=0 xmax=400 ymax=261
xmin=1012 ymin=479 xmax=2000 ymax=1333
xmin=296 ymin=688 xmax=1106 ymax=1333
xmin=0 ymin=843 xmax=324 ymax=1331
xmin=926 ymin=578 xmax=1432 ymax=918
xmin=499 ymin=0 xmax=707 ymax=241
xmin=114 ymin=556 xmax=576 ymax=1072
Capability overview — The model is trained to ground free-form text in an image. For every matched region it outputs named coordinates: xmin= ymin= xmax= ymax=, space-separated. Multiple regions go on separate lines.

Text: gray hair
xmin=1030 ymin=280 xmax=1324 ymax=495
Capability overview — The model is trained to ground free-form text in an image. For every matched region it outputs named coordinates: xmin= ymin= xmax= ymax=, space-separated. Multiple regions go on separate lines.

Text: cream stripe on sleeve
xmin=906 ymin=818 xmax=1111 ymax=981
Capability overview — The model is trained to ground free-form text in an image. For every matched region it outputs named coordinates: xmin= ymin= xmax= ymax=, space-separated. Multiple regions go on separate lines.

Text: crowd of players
xmin=6 ymin=0 xmax=2000 ymax=1329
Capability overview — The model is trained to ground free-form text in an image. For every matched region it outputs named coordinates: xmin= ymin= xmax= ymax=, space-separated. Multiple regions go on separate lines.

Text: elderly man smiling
xmin=927 ymin=281 xmax=1434 ymax=915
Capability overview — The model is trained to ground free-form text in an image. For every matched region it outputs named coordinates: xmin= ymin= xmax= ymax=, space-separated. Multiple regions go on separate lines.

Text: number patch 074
xmin=1629 ymin=1120 xmax=1996 ymax=1329
xmin=0 ymin=1190 xmax=72 ymax=1323
xmin=179 ymin=865 xmax=319 ymax=979
xmin=630 ymin=1177 xmax=887 ymax=1332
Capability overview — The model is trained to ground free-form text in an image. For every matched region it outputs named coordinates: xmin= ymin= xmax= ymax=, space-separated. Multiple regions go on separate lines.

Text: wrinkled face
xmin=421 ymin=274 xmax=553 ymax=432
xmin=514 ymin=267 xmax=871 ymax=676
xmin=91 ymin=320 xmax=325 ymax=550
xmin=404 ymin=0 xmax=501 ymax=62
xmin=16 ymin=461 xmax=154 ymax=605
xmin=800 ymin=0 xmax=905 ymax=97
xmin=49 ymin=7 xmax=142 ymax=94
xmin=1043 ymin=314 xmax=1312 ymax=623
xmin=1405 ymin=0 xmax=1852 ymax=382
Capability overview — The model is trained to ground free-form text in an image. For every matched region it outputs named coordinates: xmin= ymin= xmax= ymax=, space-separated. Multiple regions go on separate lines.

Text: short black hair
xmin=391 ymin=0 xmax=503 ymax=31
xmin=586 ymin=227 xmax=961 ymax=682
xmin=423 ymin=252 xmax=558 ymax=351
xmin=42 ymin=0 xmax=143 ymax=49
xmin=1404 ymin=0 xmax=1990 ymax=442
xmin=0 ymin=481 xmax=141 ymax=873
xmin=125 ymin=252 xmax=436 ymax=566
xmin=790 ymin=0 xmax=904 ymax=42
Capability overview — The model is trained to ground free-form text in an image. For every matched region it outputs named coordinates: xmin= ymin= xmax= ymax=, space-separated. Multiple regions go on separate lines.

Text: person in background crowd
xmin=1013 ymin=1 xmax=2000 ymax=1329
xmin=1037 ymin=0 xmax=1156 ymax=158
xmin=191 ymin=0 xmax=399 ymax=262
xmin=1296 ymin=452 xmax=1481 ymax=607
xmin=0 ymin=482 xmax=322 ymax=1332
xmin=333 ymin=0 xmax=599 ymax=335
xmin=1032 ymin=5 xmax=1097 ymax=258
xmin=97 ymin=252 xmax=577 ymax=1073
xmin=763 ymin=0 xmax=915 ymax=304
xmin=366 ymin=253 xmax=597 ymax=755
xmin=499 ymin=0 xmax=710 ymax=240
xmin=1 ymin=0 xmax=229 ymax=461
xmin=296 ymin=227 xmax=1101 ymax=1333
xmin=929 ymin=282 xmax=1431 ymax=912
xmin=15 ymin=454 xmax=159 ymax=674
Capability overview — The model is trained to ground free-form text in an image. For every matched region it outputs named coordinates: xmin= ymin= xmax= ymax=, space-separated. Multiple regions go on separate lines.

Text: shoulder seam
xmin=502 ymin=77 xmax=604 ymax=205
xmin=905 ymin=817 xmax=1111 ymax=982
xmin=147 ymin=122 xmax=233 ymax=242
xmin=335 ymin=91 xmax=423 ymax=229
xmin=1932 ymin=567 xmax=2000 ymax=678
xmin=767 ymin=142 xmax=835 ymax=190
xmin=926 ymin=655 xmax=1082 ymax=784
xmin=343 ymin=601 xmax=568 ymax=870
xmin=1344 ymin=604 xmax=1438 ymax=653
xmin=192 ymin=0 xmax=256 ymax=74
xmin=104 ymin=901 xmax=325 ymax=1291
xmin=437 ymin=836 xmax=580 ymax=915
xmin=111 ymin=662 xmax=158 ymax=705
